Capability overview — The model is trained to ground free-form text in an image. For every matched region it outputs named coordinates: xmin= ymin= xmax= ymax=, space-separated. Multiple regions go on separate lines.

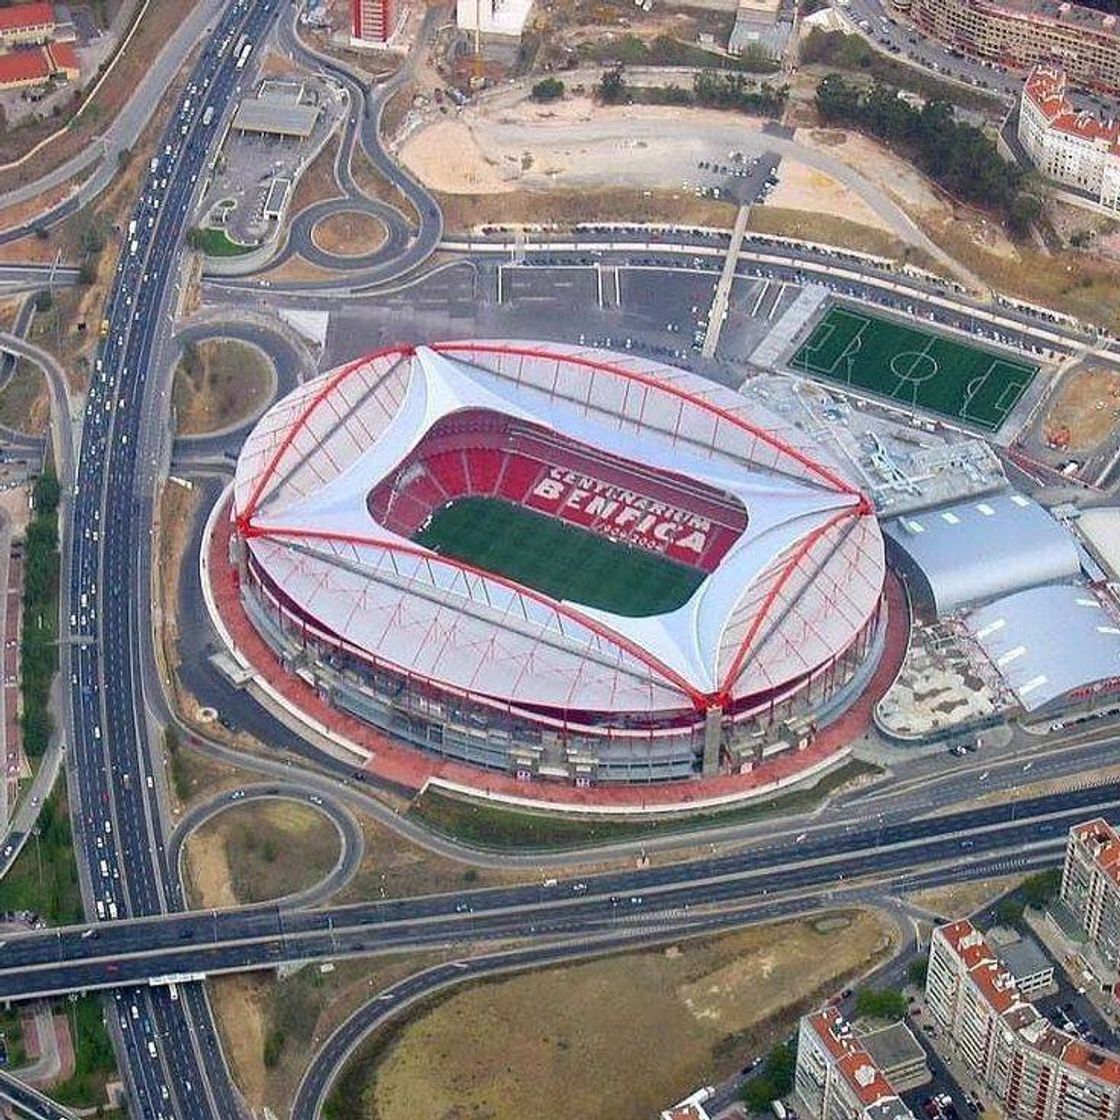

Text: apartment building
xmin=0 ymin=3 xmax=55 ymax=48
xmin=927 ymin=921 xmax=1120 ymax=1120
xmin=1017 ymin=67 xmax=1120 ymax=213
xmin=1061 ymin=819 xmax=1120 ymax=977
xmin=795 ymin=1008 xmax=916 ymax=1120
xmin=910 ymin=0 xmax=1120 ymax=95
xmin=350 ymin=0 xmax=398 ymax=44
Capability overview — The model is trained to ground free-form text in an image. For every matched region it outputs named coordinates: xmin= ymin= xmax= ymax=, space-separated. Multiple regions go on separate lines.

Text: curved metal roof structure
xmin=968 ymin=585 xmax=1120 ymax=713
xmin=882 ymin=493 xmax=1080 ymax=617
xmin=232 ymin=341 xmax=885 ymax=721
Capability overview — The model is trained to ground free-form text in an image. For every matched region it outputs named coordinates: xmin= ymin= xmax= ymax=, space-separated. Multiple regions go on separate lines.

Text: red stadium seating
xmin=367 ymin=410 xmax=745 ymax=572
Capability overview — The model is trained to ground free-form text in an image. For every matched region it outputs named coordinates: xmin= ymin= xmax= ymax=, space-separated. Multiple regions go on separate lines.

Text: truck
xmin=235 ymin=42 xmax=252 ymax=69
xmin=202 ymin=105 xmax=214 ymax=126
xmin=772 ymin=1102 xmax=788 ymax=1120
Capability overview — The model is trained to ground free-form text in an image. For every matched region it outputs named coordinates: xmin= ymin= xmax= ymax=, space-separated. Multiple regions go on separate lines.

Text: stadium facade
xmin=229 ymin=341 xmax=887 ymax=784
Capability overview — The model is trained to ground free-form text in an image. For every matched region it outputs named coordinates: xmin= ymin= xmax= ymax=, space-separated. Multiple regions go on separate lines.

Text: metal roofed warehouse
xmin=968 ymin=585 xmax=1120 ymax=717
xmin=229 ymin=341 xmax=887 ymax=785
xmin=883 ymin=493 xmax=1080 ymax=617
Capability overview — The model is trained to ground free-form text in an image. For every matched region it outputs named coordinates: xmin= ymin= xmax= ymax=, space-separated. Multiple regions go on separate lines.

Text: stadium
xmin=228 ymin=341 xmax=888 ymax=785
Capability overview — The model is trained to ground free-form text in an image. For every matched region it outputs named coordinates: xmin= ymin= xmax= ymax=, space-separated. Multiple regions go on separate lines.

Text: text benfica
xmin=530 ymin=467 xmax=710 ymax=555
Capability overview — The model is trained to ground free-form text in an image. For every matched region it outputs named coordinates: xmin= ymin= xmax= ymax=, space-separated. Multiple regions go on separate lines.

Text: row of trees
xmin=599 ymin=68 xmax=787 ymax=117
xmin=815 ymin=74 xmax=1041 ymax=235
xmin=21 ymin=471 xmax=60 ymax=762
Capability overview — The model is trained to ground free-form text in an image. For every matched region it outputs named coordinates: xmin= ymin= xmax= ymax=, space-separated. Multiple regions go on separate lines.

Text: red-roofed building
xmin=928 ymin=919 xmax=1120 ymax=1120
xmin=0 ymin=2 xmax=54 ymax=46
xmin=796 ymin=1008 xmax=915 ymax=1120
xmin=1018 ymin=66 xmax=1120 ymax=213
xmin=0 ymin=41 xmax=76 ymax=89
xmin=1061 ymin=818 xmax=1120 ymax=978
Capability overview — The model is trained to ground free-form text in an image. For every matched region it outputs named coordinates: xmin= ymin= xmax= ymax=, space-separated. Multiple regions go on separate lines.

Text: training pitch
xmin=790 ymin=306 xmax=1038 ymax=432
xmin=413 ymin=496 xmax=705 ymax=618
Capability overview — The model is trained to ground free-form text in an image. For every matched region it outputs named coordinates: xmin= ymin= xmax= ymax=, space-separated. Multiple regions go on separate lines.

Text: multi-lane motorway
xmin=2 ymin=778 xmax=1117 ymax=1001
xmin=62 ymin=3 xmax=283 ymax=1117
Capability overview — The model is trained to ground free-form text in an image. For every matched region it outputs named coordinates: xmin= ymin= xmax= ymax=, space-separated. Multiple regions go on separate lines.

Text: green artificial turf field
xmin=413 ymin=496 xmax=705 ymax=617
xmin=790 ymin=305 xmax=1038 ymax=432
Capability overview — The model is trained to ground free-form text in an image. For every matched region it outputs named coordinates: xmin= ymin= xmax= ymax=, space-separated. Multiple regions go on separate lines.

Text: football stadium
xmin=229 ymin=341 xmax=888 ymax=785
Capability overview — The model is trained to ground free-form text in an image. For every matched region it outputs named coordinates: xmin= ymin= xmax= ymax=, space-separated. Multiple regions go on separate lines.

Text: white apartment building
xmin=1061 ymin=819 xmax=1120 ymax=978
xmin=927 ymin=921 xmax=1120 ymax=1120
xmin=1017 ymin=66 xmax=1120 ymax=213
xmin=796 ymin=1008 xmax=915 ymax=1120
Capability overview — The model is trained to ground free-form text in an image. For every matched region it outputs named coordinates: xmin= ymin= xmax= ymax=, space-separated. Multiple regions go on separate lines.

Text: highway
xmin=60 ymin=3 xmax=284 ymax=1117
xmin=0 ymin=779 xmax=1116 ymax=1001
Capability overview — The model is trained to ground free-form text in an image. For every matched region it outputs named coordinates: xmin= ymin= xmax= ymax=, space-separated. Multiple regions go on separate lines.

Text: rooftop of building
xmin=808 ymin=1008 xmax=901 ymax=1108
xmin=0 ymin=3 xmax=54 ymax=34
xmin=986 ymin=0 xmax=1120 ymax=37
xmin=1023 ymin=67 xmax=1120 ymax=152
xmin=1071 ymin=818 xmax=1120 ymax=883
xmin=858 ymin=1020 xmax=927 ymax=1073
xmin=0 ymin=44 xmax=50 ymax=83
xmin=935 ymin=921 xmax=1021 ymax=1014
xmin=990 ymin=932 xmax=1053 ymax=980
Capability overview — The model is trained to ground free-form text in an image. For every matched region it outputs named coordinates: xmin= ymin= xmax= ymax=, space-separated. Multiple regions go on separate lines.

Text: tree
xmin=530 ymin=77 xmax=565 ymax=103
xmin=78 ymin=261 xmax=97 ymax=286
xmin=854 ymin=987 xmax=907 ymax=1020
xmin=907 ymin=958 xmax=928 ymax=987
xmin=33 ymin=289 xmax=53 ymax=313
xmin=1007 ymin=192 xmax=1042 ymax=238
xmin=80 ymin=221 xmax=105 ymax=255
xmin=1021 ymin=868 xmax=1061 ymax=909
xmin=740 ymin=1041 xmax=797 ymax=1112
xmin=997 ymin=897 xmax=1025 ymax=927
xmin=598 ymin=67 xmax=629 ymax=105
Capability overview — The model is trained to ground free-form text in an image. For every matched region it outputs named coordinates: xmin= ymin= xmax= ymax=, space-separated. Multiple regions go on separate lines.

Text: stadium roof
xmin=882 ymin=493 xmax=1080 ymax=616
xmin=967 ymin=585 xmax=1120 ymax=713
xmin=233 ymin=342 xmax=884 ymax=718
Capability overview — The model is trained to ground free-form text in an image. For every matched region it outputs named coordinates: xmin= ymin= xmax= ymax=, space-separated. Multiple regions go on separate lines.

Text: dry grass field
xmin=184 ymin=800 xmax=341 ymax=909
xmin=908 ymin=877 xmax=1022 ymax=921
xmin=0 ymin=357 xmax=48 ymax=434
xmin=311 ymin=210 xmax=388 ymax=257
xmin=172 ymin=338 xmax=273 ymax=435
xmin=364 ymin=910 xmax=897 ymax=1120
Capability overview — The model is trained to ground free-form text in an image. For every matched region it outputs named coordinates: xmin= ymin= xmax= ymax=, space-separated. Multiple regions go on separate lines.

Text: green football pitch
xmin=413 ymin=496 xmax=705 ymax=618
xmin=790 ymin=305 xmax=1038 ymax=432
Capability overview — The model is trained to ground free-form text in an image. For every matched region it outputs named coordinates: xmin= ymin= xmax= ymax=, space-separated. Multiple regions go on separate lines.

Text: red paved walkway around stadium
xmin=208 ymin=505 xmax=909 ymax=812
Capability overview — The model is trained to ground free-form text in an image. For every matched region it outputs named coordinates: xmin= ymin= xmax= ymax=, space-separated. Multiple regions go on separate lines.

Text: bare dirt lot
xmin=366 ymin=910 xmax=897 ymax=1120
xmin=172 ymin=338 xmax=274 ymax=436
xmin=310 ymin=210 xmax=388 ymax=257
xmin=184 ymin=800 xmax=341 ymax=908
xmin=1043 ymin=365 xmax=1120 ymax=452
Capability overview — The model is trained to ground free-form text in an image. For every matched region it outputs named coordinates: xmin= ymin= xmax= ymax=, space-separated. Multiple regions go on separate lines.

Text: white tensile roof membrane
xmin=234 ymin=342 xmax=885 ymax=715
